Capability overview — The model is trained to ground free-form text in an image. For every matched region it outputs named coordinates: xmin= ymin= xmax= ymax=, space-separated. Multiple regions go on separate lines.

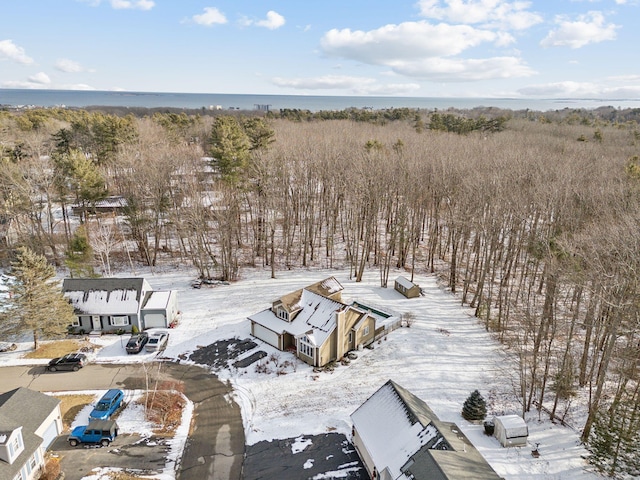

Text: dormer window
xmin=277 ymin=308 xmax=289 ymax=321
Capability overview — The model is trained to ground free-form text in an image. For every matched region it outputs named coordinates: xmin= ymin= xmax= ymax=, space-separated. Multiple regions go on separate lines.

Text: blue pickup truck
xmin=68 ymin=419 xmax=118 ymax=447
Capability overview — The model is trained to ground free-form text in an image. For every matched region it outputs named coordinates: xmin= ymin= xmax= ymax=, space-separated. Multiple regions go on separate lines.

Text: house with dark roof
xmin=351 ymin=380 xmax=502 ymax=480
xmin=62 ymin=278 xmax=178 ymax=334
xmin=248 ymin=277 xmax=390 ymax=367
xmin=0 ymin=387 xmax=62 ymax=480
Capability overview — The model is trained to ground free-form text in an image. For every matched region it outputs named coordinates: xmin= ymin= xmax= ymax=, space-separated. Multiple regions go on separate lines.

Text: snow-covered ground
xmin=1 ymin=266 xmax=602 ymax=479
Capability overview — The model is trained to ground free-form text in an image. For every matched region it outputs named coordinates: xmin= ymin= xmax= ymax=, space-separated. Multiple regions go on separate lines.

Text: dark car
xmin=47 ymin=352 xmax=87 ymax=372
xmin=125 ymin=332 xmax=149 ymax=354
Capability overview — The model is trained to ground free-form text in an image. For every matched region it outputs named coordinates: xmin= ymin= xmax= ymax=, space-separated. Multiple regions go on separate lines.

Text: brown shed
xmin=394 ymin=276 xmax=421 ymax=298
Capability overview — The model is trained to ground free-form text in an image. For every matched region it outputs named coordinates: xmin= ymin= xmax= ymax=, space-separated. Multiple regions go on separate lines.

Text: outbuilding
xmin=494 ymin=415 xmax=529 ymax=447
xmin=394 ymin=276 xmax=421 ymax=298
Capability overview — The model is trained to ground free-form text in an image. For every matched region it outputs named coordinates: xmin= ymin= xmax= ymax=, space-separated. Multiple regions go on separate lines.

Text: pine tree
xmin=462 ymin=390 xmax=487 ymax=421
xmin=0 ymin=247 xmax=75 ymax=350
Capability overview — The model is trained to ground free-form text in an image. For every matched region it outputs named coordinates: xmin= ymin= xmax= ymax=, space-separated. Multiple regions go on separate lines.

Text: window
xmin=299 ymin=337 xmax=313 ymax=358
xmin=364 ymin=325 xmax=370 ymax=336
xmin=348 ymin=332 xmax=353 ymax=343
xmin=110 ymin=316 xmax=129 ymax=326
xmin=277 ymin=308 xmax=288 ymax=321
xmin=71 ymin=318 xmax=81 ymax=327
xmin=9 ymin=433 xmax=23 ymax=456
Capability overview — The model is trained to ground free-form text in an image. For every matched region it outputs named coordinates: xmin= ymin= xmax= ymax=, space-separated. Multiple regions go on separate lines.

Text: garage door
xmin=144 ymin=313 xmax=167 ymax=328
xmin=252 ymin=323 xmax=279 ymax=349
xmin=41 ymin=420 xmax=59 ymax=450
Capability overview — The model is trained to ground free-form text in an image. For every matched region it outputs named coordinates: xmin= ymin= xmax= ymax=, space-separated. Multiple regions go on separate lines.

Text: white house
xmin=0 ymin=387 xmax=62 ymax=480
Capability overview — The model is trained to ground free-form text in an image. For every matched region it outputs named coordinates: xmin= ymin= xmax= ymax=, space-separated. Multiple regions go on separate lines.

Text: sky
xmin=0 ymin=0 xmax=638 ymax=99
xmin=0 ymin=266 xmax=601 ymax=479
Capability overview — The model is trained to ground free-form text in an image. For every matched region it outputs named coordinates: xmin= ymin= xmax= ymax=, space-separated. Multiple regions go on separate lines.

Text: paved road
xmin=0 ymin=362 xmax=244 ymax=480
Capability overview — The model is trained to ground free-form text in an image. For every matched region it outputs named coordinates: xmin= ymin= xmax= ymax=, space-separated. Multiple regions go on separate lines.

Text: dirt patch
xmin=55 ymin=394 xmax=95 ymax=431
xmin=24 ymin=339 xmax=97 ymax=359
xmin=189 ymin=338 xmax=260 ymax=369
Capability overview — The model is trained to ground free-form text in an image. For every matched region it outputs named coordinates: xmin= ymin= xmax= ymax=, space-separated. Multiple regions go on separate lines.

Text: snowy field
xmin=1 ymin=266 xmax=602 ymax=479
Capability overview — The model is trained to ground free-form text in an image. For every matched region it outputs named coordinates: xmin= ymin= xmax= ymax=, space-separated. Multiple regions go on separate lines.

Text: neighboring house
xmin=394 ymin=276 xmax=421 ymax=299
xmin=62 ymin=278 xmax=178 ymax=334
xmin=351 ymin=380 xmax=501 ymax=480
xmin=0 ymin=387 xmax=63 ymax=480
xmin=493 ymin=415 xmax=528 ymax=447
xmin=248 ymin=277 xmax=387 ymax=367
xmin=70 ymin=195 xmax=128 ymax=216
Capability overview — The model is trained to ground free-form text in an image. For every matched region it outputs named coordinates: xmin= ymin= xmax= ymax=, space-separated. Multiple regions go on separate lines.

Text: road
xmin=0 ymin=362 xmax=245 ymax=480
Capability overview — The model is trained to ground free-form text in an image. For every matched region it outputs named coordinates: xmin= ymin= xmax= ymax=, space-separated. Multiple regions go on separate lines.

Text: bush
xmin=462 ymin=389 xmax=487 ymax=421
xmin=131 ymin=324 xmax=139 ymax=334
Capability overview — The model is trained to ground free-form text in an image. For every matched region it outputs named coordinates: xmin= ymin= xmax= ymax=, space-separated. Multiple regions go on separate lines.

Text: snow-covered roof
xmin=143 ymin=290 xmax=174 ymax=311
xmin=63 ymin=278 xmax=151 ymax=315
xmin=351 ymin=380 xmax=444 ymax=479
xmin=305 ymin=276 xmax=344 ymax=298
xmin=495 ymin=414 xmax=528 ymax=437
xmin=395 ymin=275 xmax=417 ymax=289
xmin=249 ymin=289 xmax=346 ymax=347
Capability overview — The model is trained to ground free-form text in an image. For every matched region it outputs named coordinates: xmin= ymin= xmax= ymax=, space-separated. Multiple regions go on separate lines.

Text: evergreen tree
xmin=462 ymin=390 xmax=487 ymax=421
xmin=208 ymin=116 xmax=250 ymax=186
xmin=0 ymin=247 xmax=75 ymax=350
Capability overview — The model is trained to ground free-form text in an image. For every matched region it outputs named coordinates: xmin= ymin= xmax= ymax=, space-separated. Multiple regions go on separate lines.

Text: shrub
xmin=462 ymin=389 xmax=487 ymax=421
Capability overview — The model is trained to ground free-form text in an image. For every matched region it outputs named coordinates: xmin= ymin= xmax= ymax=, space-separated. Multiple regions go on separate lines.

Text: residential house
xmin=62 ymin=278 xmax=178 ymax=334
xmin=0 ymin=387 xmax=63 ymax=480
xmin=70 ymin=195 xmax=128 ymax=216
xmin=394 ymin=276 xmax=421 ymax=299
xmin=351 ymin=380 xmax=501 ymax=480
xmin=248 ymin=277 xmax=387 ymax=367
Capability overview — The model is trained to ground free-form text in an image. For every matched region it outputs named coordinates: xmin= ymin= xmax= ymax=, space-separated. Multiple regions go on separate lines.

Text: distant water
xmin=1 ymin=88 xmax=638 ymax=112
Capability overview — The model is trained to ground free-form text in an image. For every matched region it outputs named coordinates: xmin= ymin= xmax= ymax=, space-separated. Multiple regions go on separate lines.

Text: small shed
xmin=494 ymin=415 xmax=528 ymax=447
xmin=394 ymin=276 xmax=421 ymax=298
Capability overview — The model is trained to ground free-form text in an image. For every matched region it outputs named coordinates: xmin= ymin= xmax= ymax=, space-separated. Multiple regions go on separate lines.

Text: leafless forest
xmin=2 ymin=106 xmax=640 ymax=475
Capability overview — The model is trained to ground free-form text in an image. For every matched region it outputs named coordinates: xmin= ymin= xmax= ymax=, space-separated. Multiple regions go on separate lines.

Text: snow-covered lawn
xmin=1 ymin=266 xmax=601 ymax=479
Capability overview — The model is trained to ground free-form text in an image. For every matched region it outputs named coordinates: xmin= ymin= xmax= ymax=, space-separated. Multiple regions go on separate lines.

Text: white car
xmin=145 ymin=332 xmax=169 ymax=352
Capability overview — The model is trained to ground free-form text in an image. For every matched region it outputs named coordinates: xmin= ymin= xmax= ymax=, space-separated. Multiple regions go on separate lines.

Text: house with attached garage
xmin=351 ymin=380 xmax=501 ymax=480
xmin=62 ymin=277 xmax=178 ymax=334
xmin=248 ymin=277 xmax=391 ymax=367
xmin=0 ymin=387 xmax=63 ymax=480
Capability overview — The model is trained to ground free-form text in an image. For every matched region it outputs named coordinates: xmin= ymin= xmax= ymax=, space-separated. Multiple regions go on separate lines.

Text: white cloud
xmin=391 ymin=55 xmax=535 ymax=80
xmin=417 ymin=0 xmax=543 ymax=30
xmin=271 ymin=75 xmax=420 ymax=95
xmin=321 ymin=21 xmax=500 ymax=63
xmin=78 ymin=0 xmax=154 ymax=9
xmin=241 ymin=11 xmax=286 ymax=29
xmin=29 ymin=72 xmax=51 ymax=85
xmin=272 ymin=75 xmax=376 ymax=90
xmin=540 ymin=11 xmax=619 ymax=48
xmin=256 ymin=11 xmax=286 ymax=30
xmin=110 ymin=0 xmax=154 ymax=9
xmin=192 ymin=7 xmax=227 ymax=26
xmin=518 ymin=79 xmax=640 ymax=98
xmin=320 ymin=21 xmax=532 ymax=82
xmin=0 ymin=39 xmax=33 ymax=64
xmin=55 ymin=58 xmax=85 ymax=73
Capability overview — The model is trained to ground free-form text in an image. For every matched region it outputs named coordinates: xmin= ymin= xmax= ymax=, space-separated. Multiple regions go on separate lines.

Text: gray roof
xmin=62 ymin=277 xmax=148 ymax=296
xmin=0 ymin=387 xmax=60 ymax=435
xmin=0 ymin=388 xmax=60 ymax=480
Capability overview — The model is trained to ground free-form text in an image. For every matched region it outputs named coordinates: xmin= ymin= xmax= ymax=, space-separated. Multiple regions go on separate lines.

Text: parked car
xmin=145 ymin=331 xmax=169 ymax=352
xmin=0 ymin=342 xmax=17 ymax=353
xmin=47 ymin=352 xmax=87 ymax=372
xmin=125 ymin=332 xmax=149 ymax=354
xmin=89 ymin=389 xmax=125 ymax=420
xmin=68 ymin=419 xmax=118 ymax=447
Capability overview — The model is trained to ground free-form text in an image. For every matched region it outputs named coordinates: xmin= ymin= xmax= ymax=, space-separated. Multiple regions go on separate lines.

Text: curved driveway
xmin=0 ymin=362 xmax=244 ymax=480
